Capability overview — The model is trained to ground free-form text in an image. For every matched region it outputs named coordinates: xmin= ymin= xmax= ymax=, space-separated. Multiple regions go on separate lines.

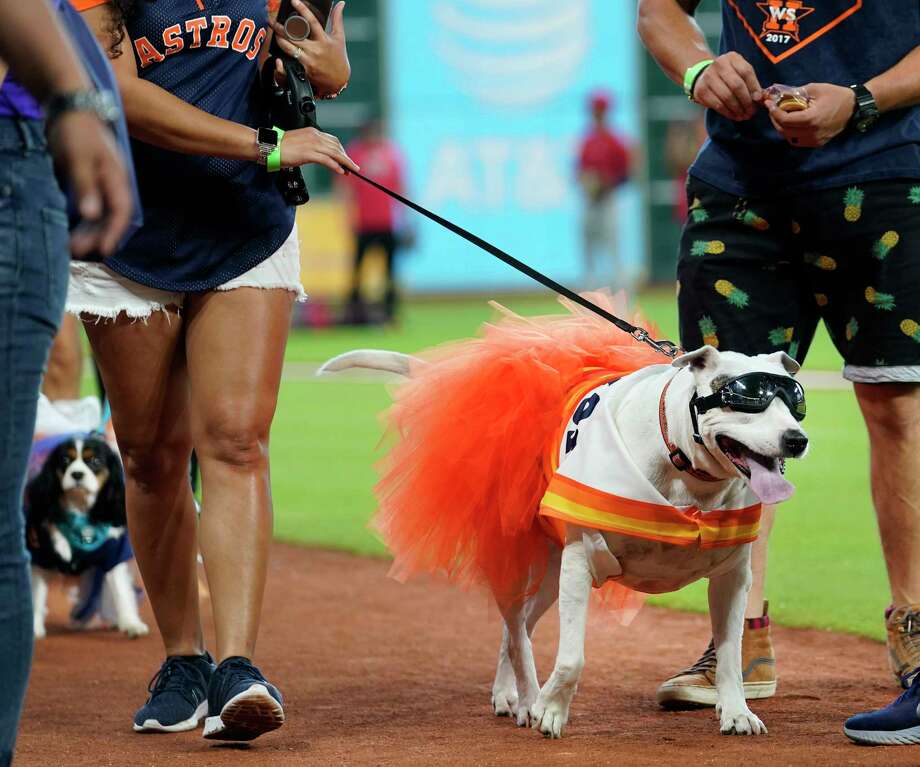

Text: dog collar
xmin=658 ymin=373 xmax=721 ymax=483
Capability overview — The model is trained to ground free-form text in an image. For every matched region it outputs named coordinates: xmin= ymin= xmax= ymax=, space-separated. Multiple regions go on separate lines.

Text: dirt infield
xmin=16 ymin=544 xmax=910 ymax=766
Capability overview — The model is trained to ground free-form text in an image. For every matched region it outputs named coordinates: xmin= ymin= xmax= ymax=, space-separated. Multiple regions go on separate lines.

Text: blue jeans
xmin=0 ymin=119 xmax=68 ymax=767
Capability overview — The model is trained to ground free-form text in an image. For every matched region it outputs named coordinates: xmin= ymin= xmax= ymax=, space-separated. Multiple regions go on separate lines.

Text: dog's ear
xmin=766 ymin=351 xmax=801 ymax=376
xmin=25 ymin=454 xmax=61 ymax=524
xmin=672 ymin=345 xmax=720 ymax=371
xmin=92 ymin=446 xmax=127 ymax=526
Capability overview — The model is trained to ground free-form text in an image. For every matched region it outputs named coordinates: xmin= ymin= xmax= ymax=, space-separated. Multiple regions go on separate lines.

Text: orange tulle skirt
xmin=374 ymin=293 xmax=667 ymax=619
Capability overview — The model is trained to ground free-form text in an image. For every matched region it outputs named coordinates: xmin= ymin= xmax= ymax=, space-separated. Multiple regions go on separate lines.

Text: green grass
xmin=286 ymin=289 xmax=844 ymax=371
xmin=270 ymin=292 xmax=887 ymax=640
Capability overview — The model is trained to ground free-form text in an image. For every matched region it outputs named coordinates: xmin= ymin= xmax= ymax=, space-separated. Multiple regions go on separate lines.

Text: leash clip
xmin=632 ymin=329 xmax=681 ymax=359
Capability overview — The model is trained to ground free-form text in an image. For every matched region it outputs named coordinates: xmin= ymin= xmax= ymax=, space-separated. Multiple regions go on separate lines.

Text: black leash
xmin=347 ymin=169 xmax=680 ymax=359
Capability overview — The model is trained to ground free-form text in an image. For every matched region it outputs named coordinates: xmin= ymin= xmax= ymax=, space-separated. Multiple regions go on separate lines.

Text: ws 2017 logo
xmin=757 ymin=0 xmax=814 ymax=44
xmin=725 ymin=0 xmax=862 ymax=64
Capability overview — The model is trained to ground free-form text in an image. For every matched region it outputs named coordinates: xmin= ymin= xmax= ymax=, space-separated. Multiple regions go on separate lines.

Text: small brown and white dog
xmin=25 ymin=435 xmax=148 ymax=639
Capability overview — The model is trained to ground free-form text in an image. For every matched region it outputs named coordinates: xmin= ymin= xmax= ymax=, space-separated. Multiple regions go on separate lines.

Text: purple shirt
xmin=0 ymin=0 xmax=64 ymax=119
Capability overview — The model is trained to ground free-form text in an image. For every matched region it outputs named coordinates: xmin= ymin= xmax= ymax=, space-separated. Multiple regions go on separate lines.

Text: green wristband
xmin=266 ymin=127 xmax=285 ymax=173
xmin=683 ymin=59 xmax=714 ymax=101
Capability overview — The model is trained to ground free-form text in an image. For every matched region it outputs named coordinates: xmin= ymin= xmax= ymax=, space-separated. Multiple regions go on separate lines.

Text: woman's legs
xmin=85 ymin=310 xmax=203 ymax=657
xmin=42 ymin=313 xmax=83 ymax=400
xmin=184 ymin=287 xmax=294 ymax=662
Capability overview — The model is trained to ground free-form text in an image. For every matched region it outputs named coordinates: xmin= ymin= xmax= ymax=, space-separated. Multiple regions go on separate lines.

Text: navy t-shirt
xmin=691 ymin=1 xmax=920 ymax=196
xmin=104 ymin=0 xmax=295 ymax=292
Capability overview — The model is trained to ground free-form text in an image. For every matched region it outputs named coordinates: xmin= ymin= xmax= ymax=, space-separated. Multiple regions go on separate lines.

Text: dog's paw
xmin=119 ymin=619 xmax=149 ymax=639
xmin=491 ymin=687 xmax=518 ymax=718
xmin=530 ymin=692 xmax=571 ymax=739
xmin=52 ymin=537 xmax=72 ymax=563
xmin=514 ymin=695 xmax=536 ymax=728
xmin=33 ymin=622 xmax=47 ymax=640
xmin=718 ymin=704 xmax=767 ymax=736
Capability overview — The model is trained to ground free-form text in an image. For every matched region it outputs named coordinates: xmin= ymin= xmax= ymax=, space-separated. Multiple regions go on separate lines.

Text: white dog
xmin=322 ymin=341 xmax=808 ymax=739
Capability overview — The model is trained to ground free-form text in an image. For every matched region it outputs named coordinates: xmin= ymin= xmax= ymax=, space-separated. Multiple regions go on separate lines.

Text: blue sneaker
xmin=133 ymin=653 xmax=214 ymax=733
xmin=844 ymin=670 xmax=920 ymax=745
xmin=202 ymin=657 xmax=284 ymax=741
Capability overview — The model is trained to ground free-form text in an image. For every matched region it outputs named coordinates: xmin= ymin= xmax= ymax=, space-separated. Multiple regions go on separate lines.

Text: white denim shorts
xmin=66 ymin=226 xmax=306 ymax=320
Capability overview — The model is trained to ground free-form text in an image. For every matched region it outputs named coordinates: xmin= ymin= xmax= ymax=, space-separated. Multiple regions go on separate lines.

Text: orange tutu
xmin=374 ymin=293 xmax=667 ymax=616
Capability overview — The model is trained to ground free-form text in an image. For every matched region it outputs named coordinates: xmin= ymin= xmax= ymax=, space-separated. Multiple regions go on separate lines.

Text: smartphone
xmin=270 ymin=0 xmax=332 ymax=58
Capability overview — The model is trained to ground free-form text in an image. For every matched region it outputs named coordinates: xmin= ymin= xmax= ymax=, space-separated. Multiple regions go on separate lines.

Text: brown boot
xmin=656 ymin=602 xmax=777 ymax=708
xmin=885 ymin=604 xmax=920 ymax=687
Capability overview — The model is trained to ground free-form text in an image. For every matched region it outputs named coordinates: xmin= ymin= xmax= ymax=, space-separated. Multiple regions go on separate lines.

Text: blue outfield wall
xmin=386 ymin=0 xmax=644 ymax=292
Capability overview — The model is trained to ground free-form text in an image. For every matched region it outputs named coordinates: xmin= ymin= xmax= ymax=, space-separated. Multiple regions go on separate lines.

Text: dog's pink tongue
xmin=747 ymin=458 xmax=795 ymax=505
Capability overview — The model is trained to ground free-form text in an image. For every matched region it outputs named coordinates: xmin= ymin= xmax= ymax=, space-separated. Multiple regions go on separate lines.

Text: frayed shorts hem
xmin=66 ymin=227 xmax=306 ymax=322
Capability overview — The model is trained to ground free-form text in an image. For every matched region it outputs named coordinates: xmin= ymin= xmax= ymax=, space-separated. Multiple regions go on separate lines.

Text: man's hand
xmin=693 ymin=52 xmax=763 ymax=121
xmin=47 ymin=111 xmax=132 ymax=258
xmin=766 ymin=83 xmax=856 ymax=148
xmin=271 ymin=0 xmax=350 ymax=99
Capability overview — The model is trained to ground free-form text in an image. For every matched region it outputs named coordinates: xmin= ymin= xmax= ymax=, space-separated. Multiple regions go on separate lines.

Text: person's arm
xmin=81 ymin=4 xmax=357 ymax=175
xmin=767 ymin=45 xmax=920 ymax=148
xmin=868 ymin=46 xmax=920 ymax=113
xmin=637 ymin=0 xmax=762 ymax=122
xmin=0 ymin=0 xmax=130 ymax=256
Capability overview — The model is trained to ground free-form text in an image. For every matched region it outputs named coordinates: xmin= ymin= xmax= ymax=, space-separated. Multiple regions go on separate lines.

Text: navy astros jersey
xmin=692 ymin=1 xmax=920 ymax=196
xmin=104 ymin=0 xmax=295 ymax=292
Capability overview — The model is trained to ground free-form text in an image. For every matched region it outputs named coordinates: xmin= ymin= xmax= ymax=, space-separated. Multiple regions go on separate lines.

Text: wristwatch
xmin=45 ymin=90 xmax=120 ymax=131
xmin=256 ymin=127 xmax=280 ymax=166
xmin=849 ymin=84 xmax=880 ymax=133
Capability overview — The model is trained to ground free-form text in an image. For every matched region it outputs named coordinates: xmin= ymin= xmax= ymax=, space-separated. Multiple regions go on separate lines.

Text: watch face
xmin=258 ymin=128 xmax=278 ymax=146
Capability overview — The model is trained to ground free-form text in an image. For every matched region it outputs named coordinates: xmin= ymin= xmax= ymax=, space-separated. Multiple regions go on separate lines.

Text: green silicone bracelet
xmin=266 ymin=127 xmax=285 ymax=173
xmin=683 ymin=59 xmax=714 ymax=101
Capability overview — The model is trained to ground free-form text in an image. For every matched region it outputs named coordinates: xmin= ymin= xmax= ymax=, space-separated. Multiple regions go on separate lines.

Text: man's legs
xmin=843 ymin=384 xmax=920 ymax=744
xmin=856 ymin=384 xmax=920 ymax=680
xmin=746 ymin=505 xmax=775 ymax=619
xmin=657 ymin=176 xmax=815 ymax=707
xmin=856 ymin=383 xmax=920 ymax=606
xmin=347 ymin=232 xmax=371 ymax=324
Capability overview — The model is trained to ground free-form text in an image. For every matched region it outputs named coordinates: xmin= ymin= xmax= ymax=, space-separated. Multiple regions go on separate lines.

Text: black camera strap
xmin=346 ymin=169 xmax=680 ymax=359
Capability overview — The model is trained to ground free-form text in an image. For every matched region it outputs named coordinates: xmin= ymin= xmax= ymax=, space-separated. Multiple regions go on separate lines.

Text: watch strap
xmin=266 ymin=127 xmax=285 ymax=173
xmin=45 ymin=90 xmax=120 ymax=131
xmin=256 ymin=127 xmax=277 ymax=166
xmin=849 ymin=84 xmax=880 ymax=132
xmin=684 ymin=59 xmax=714 ymax=101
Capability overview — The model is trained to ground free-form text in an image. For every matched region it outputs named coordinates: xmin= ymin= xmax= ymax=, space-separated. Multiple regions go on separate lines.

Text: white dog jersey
xmin=539 ymin=367 xmax=761 ymax=549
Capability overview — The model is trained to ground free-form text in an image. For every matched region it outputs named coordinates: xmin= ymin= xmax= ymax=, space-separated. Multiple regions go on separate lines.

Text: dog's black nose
xmin=70 ymin=470 xmax=85 ymax=481
xmin=782 ymin=430 xmax=808 ymax=457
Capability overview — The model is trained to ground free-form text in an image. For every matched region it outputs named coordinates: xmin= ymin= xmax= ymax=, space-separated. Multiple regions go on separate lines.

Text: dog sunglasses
xmin=693 ymin=373 xmax=807 ymax=421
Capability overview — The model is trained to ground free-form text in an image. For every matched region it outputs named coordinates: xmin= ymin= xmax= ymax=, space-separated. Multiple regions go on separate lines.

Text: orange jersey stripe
xmin=539 ymin=474 xmax=761 ymax=549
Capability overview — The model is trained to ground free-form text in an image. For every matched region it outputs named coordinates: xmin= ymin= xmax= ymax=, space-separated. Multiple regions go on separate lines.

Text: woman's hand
xmin=47 ymin=111 xmax=132 ymax=257
xmin=765 ymin=83 xmax=856 ymax=148
xmin=271 ymin=0 xmax=350 ymax=99
xmin=281 ymin=126 xmax=358 ymax=175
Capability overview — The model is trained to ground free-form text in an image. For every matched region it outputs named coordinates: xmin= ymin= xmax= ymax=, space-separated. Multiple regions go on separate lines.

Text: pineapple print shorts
xmin=677 ymin=176 xmax=920 ymax=383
